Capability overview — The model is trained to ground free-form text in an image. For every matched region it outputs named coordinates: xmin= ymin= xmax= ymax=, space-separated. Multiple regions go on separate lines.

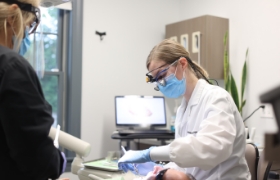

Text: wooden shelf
xmin=166 ymin=15 xmax=229 ymax=79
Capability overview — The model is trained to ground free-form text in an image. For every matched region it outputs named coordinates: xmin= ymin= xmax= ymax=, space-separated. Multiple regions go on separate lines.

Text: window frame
xmin=25 ymin=1 xmax=83 ymax=172
xmin=64 ymin=0 xmax=83 ymax=170
xmin=39 ymin=2 xmax=84 ymax=170
xmin=34 ymin=1 xmax=83 ymax=170
xmin=28 ymin=8 xmax=64 ymax=128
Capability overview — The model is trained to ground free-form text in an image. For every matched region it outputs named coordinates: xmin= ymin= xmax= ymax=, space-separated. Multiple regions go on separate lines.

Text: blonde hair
xmin=0 ymin=0 xmax=41 ymax=48
xmin=146 ymin=39 xmax=209 ymax=80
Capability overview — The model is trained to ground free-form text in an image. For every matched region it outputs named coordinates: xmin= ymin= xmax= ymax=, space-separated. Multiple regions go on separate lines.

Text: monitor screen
xmin=115 ymin=96 xmax=166 ymax=127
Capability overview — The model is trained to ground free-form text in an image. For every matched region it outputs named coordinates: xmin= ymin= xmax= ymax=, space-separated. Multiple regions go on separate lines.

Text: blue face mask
xmin=13 ymin=27 xmax=31 ymax=56
xmin=158 ymin=69 xmax=186 ymax=98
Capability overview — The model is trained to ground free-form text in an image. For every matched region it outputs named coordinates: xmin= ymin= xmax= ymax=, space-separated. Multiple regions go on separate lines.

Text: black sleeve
xmin=0 ymin=55 xmax=63 ymax=179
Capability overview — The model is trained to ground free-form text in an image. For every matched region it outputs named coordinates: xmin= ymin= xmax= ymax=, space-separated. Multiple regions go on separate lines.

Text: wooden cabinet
xmin=166 ymin=15 xmax=229 ymax=79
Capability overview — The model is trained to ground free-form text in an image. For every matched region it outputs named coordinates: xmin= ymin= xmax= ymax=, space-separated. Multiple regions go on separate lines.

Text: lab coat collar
xmin=184 ymin=79 xmax=207 ymax=108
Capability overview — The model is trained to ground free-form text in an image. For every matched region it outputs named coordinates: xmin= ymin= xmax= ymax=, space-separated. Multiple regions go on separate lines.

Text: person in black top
xmin=0 ymin=0 xmax=66 ymax=179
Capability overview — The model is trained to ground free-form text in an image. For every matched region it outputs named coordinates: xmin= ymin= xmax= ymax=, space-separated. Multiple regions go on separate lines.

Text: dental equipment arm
xmin=49 ymin=127 xmax=91 ymax=175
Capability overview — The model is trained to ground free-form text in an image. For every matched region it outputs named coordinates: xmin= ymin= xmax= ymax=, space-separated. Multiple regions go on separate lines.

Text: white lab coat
xmin=164 ymin=79 xmax=251 ymax=180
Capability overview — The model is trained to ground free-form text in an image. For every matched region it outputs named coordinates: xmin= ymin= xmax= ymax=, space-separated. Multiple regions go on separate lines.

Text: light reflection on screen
xmin=115 ymin=96 xmax=166 ymax=126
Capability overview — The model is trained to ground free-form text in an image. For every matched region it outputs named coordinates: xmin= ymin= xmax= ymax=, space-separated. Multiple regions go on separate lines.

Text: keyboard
xmin=118 ymin=129 xmax=174 ymax=135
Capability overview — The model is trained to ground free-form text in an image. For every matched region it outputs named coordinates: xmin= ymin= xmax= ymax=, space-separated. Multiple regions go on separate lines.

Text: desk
xmin=111 ymin=132 xmax=174 ymax=150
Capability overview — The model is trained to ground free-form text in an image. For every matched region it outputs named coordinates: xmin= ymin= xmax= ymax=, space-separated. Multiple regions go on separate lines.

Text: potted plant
xmin=223 ymin=32 xmax=248 ymax=116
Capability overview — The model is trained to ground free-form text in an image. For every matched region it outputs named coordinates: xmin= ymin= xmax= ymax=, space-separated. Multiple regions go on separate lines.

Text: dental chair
xmin=245 ymin=143 xmax=259 ymax=180
xmin=245 ymin=143 xmax=278 ymax=180
xmin=257 ymin=149 xmax=273 ymax=180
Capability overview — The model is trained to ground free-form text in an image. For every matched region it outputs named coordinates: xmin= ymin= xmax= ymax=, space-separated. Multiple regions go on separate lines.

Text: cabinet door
xmin=166 ymin=22 xmax=180 ymax=43
xmin=178 ymin=16 xmax=207 ymax=69
xmin=166 ymin=17 xmax=207 ymax=69
xmin=166 ymin=15 xmax=228 ymax=79
xmin=205 ymin=16 xmax=229 ymax=79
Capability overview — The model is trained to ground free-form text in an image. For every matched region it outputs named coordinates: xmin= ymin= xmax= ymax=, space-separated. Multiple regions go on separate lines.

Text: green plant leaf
xmin=223 ymin=31 xmax=228 ymax=46
xmin=230 ymin=74 xmax=240 ymax=109
xmin=242 ymin=100 xmax=246 ymax=108
xmin=239 ymin=100 xmax=246 ymax=115
xmin=241 ymin=49 xmax=248 ymax=102
xmin=223 ymin=32 xmax=229 ymax=89
xmin=224 ymin=50 xmax=229 ymax=84
xmin=226 ymin=74 xmax=231 ymax=92
xmin=241 ymin=61 xmax=247 ymax=102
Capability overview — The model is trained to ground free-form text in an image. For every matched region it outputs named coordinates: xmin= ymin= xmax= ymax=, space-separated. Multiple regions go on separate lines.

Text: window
xmin=24 ymin=7 xmax=67 ymax=128
xmin=24 ymin=1 xmax=83 ymax=171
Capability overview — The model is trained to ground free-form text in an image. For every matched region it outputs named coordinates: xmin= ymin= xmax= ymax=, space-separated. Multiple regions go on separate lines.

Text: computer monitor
xmin=115 ymin=96 xmax=166 ymax=128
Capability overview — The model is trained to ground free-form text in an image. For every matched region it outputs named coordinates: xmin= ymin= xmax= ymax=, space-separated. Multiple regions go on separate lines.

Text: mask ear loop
xmin=186 ymin=56 xmax=211 ymax=84
xmin=174 ymin=63 xmax=179 ymax=76
xmin=11 ymin=26 xmax=21 ymax=52
xmin=11 ymin=25 xmax=16 ymax=36
xmin=174 ymin=61 xmax=186 ymax=80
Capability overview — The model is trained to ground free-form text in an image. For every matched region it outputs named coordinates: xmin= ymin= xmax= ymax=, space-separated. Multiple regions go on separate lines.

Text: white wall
xmin=81 ymin=0 xmax=185 ymax=161
xmin=179 ymin=0 xmax=280 ymax=146
xmin=81 ymin=0 xmax=280 ymax=163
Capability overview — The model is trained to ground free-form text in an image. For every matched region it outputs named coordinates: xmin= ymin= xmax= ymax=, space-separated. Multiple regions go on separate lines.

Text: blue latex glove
xmin=60 ymin=152 xmax=67 ymax=174
xmin=118 ymin=163 xmax=134 ymax=173
xmin=119 ymin=162 xmax=161 ymax=176
xmin=136 ymin=162 xmax=161 ymax=176
xmin=118 ymin=147 xmax=154 ymax=164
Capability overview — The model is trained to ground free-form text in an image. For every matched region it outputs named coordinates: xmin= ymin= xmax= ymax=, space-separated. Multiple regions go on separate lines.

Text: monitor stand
xmin=126 ymin=126 xmax=154 ymax=130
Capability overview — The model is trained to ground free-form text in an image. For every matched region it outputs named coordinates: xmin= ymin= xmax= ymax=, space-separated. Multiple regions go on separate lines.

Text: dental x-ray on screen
xmin=115 ymin=96 xmax=166 ymax=127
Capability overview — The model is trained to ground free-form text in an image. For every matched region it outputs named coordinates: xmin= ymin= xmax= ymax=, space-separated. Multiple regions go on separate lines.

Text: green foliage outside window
xmin=40 ymin=8 xmax=59 ymax=115
xmin=24 ymin=7 xmax=60 ymax=116
xmin=40 ymin=76 xmax=58 ymax=113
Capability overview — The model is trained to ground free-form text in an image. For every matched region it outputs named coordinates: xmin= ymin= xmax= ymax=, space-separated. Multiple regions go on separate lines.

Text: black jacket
xmin=0 ymin=45 xmax=64 ymax=180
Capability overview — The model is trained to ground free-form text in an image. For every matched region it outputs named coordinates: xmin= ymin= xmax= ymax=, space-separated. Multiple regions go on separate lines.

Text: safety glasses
xmin=146 ymin=59 xmax=179 ymax=84
xmin=0 ymin=0 xmax=41 ymax=34
xmin=155 ymin=168 xmax=170 ymax=180
xmin=27 ymin=6 xmax=40 ymax=34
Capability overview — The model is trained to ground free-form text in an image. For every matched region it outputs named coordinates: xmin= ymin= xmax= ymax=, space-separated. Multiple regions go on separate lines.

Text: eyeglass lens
xmin=155 ymin=60 xmax=178 ymax=82
xmin=29 ymin=8 xmax=40 ymax=34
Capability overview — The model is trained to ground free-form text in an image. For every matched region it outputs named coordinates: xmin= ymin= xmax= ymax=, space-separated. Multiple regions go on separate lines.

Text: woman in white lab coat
xmin=118 ymin=39 xmax=250 ymax=180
